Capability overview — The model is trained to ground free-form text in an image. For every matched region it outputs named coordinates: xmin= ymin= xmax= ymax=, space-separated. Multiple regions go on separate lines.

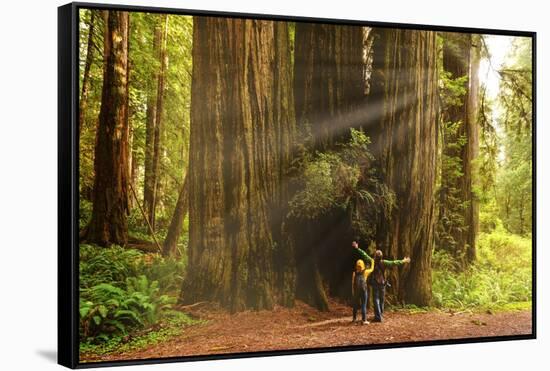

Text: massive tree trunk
xmin=272 ymin=22 xmax=298 ymax=308
xmin=162 ymin=174 xmax=189 ymax=257
xmin=150 ymin=15 xmax=169 ymax=230
xmin=368 ymin=29 xmax=438 ymax=306
xmin=85 ymin=11 xmax=130 ymax=247
xmin=294 ymin=23 xmax=365 ymax=150
xmin=143 ymin=15 xmax=168 ymax=229
xmin=440 ymin=33 xmax=480 ymax=266
xmin=181 ymin=18 xmax=296 ymax=312
xmin=293 ymin=23 xmax=365 ymax=309
xmin=79 ymin=10 xmax=96 ymax=136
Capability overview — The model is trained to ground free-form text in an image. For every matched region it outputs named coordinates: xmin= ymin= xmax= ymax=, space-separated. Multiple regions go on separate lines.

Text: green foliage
xmin=138 ymin=254 xmax=187 ymax=295
xmin=288 ymin=129 xmax=395 ymax=241
xmin=80 ymin=244 xmax=143 ymax=289
xmin=435 ymin=36 xmax=473 ymax=255
xmin=436 ymin=76 xmax=470 ymax=253
xmin=79 ymin=275 xmax=175 ymax=344
xmin=432 ymin=225 xmax=531 ymax=310
xmin=79 ymin=244 xmax=187 ymax=344
xmin=439 ymin=70 xmax=468 ymax=108
xmin=480 ymin=36 xmax=532 ymax=237
xmin=80 ymin=310 xmax=202 ymax=357
xmin=79 ymin=11 xmax=194 ymax=235
xmin=79 ymin=199 xmax=93 ymax=230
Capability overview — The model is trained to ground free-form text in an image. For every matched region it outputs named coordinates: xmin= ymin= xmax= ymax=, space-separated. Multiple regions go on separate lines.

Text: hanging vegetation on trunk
xmin=438 ymin=32 xmax=481 ymax=268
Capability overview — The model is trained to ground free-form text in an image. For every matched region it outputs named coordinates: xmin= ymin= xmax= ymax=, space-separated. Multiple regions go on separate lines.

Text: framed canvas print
xmin=58 ymin=2 xmax=536 ymax=368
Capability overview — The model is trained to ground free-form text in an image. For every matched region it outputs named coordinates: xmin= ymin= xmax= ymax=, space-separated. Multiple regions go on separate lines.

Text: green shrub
xmin=79 ymin=244 xmax=186 ymax=344
xmin=432 ymin=227 xmax=532 ymax=310
xmin=80 ymin=275 xmax=175 ymax=343
xmin=138 ymin=255 xmax=186 ymax=295
xmin=80 ymin=310 xmax=202 ymax=356
xmin=79 ymin=199 xmax=93 ymax=230
xmin=80 ymin=244 xmax=143 ymax=289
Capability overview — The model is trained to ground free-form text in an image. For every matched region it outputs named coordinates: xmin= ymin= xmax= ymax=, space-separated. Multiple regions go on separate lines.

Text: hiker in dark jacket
xmin=352 ymin=242 xmax=410 ymax=322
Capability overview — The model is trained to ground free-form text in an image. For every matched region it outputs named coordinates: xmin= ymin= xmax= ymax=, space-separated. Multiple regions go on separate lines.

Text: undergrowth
xmin=432 ymin=225 xmax=532 ymax=311
xmin=79 ymin=244 xmax=189 ymax=348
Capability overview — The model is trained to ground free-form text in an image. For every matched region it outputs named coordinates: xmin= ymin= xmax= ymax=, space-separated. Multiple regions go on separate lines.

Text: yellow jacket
xmin=351 ymin=257 xmax=374 ymax=295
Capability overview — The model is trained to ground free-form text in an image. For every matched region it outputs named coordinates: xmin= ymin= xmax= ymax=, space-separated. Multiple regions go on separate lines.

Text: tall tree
xmin=79 ymin=10 xmax=96 ymax=136
xmin=294 ymin=23 xmax=365 ymax=150
xmin=150 ymin=15 xmax=169 ymax=230
xmin=367 ymin=28 xmax=439 ymax=306
xmin=292 ymin=23 xmax=367 ymax=309
xmin=85 ymin=11 xmax=130 ymax=247
xmin=271 ymin=22 xmax=299 ymax=308
xmin=181 ymin=18 xmax=296 ymax=312
xmin=162 ymin=173 xmax=189 ymax=256
xmin=438 ymin=33 xmax=480 ymax=266
xmin=143 ymin=15 xmax=168 ymax=229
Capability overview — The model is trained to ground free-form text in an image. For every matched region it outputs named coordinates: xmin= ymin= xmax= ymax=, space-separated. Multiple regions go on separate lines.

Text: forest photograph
xmin=76 ymin=7 xmax=533 ymax=363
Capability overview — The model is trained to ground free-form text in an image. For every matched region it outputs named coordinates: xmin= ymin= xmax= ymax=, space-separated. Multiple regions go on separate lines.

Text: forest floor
xmin=80 ymin=298 xmax=532 ymax=363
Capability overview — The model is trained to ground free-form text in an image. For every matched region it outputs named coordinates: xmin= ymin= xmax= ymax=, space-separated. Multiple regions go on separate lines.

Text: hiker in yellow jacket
xmin=351 ymin=256 xmax=375 ymax=325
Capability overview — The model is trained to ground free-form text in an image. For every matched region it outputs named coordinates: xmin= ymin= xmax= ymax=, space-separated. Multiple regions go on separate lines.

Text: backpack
xmin=372 ymin=260 xmax=385 ymax=286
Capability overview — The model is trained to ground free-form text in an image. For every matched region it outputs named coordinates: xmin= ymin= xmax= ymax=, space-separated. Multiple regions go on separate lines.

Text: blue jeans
xmin=352 ymin=288 xmax=369 ymax=321
xmin=373 ymin=283 xmax=385 ymax=321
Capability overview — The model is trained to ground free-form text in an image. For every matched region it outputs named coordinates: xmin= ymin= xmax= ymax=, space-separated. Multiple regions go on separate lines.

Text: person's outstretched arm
xmin=355 ymin=247 xmax=372 ymax=261
xmin=383 ymin=257 xmax=411 ymax=267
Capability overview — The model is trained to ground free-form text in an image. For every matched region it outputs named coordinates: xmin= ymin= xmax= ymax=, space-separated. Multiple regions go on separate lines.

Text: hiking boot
xmin=362 ymin=320 xmax=370 ymax=325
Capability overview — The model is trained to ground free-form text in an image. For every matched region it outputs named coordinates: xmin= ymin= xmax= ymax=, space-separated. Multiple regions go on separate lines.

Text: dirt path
xmin=81 ymin=299 xmax=532 ymax=362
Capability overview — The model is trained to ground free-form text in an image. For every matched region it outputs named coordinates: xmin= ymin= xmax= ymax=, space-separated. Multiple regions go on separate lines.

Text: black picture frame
xmin=58 ymin=2 xmax=537 ymax=368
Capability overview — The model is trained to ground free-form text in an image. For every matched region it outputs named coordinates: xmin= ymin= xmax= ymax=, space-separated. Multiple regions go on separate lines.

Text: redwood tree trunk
xmin=143 ymin=16 xmax=168 ymax=228
xmin=368 ymin=28 xmax=438 ymax=306
xmin=162 ymin=174 xmax=189 ymax=256
xmin=79 ymin=10 xmax=96 ymax=136
xmin=150 ymin=15 xmax=169 ymax=230
xmin=272 ymin=22 xmax=298 ymax=308
xmin=440 ymin=33 xmax=480 ymax=266
xmin=293 ymin=23 xmax=365 ymax=309
xmin=465 ymin=35 xmax=480 ymax=264
xmin=85 ymin=11 xmax=130 ymax=247
xmin=182 ymin=18 xmax=295 ymax=312
xmin=294 ymin=23 xmax=365 ymax=150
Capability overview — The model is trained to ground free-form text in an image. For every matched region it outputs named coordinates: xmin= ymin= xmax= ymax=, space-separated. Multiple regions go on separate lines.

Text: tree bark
xmin=294 ymin=23 xmax=365 ymax=150
xmin=162 ymin=174 xmax=189 ymax=256
xmin=440 ymin=33 xmax=480 ymax=266
xmin=85 ymin=11 xmax=130 ymax=247
xmin=182 ymin=18 xmax=295 ymax=312
xmin=368 ymin=28 xmax=438 ymax=306
xmin=143 ymin=16 xmax=168 ymax=229
xmin=465 ymin=35 xmax=480 ymax=264
xmin=292 ymin=23 xmax=365 ymax=309
xmin=150 ymin=15 xmax=169 ymax=230
xmin=143 ymin=86 xmax=156 ymax=225
xmin=79 ymin=10 xmax=96 ymax=136
xmin=272 ymin=22 xmax=298 ymax=308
